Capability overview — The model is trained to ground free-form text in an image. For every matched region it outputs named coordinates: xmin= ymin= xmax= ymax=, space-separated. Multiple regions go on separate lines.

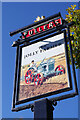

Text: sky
xmin=1 ymin=1 xmax=80 ymax=119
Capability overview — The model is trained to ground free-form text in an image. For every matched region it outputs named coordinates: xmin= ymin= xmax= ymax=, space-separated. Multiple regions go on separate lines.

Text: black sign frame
xmin=12 ymin=30 xmax=78 ymax=111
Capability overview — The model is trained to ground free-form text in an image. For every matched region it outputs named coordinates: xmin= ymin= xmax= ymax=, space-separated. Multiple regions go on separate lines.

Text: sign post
xmin=34 ymin=98 xmax=53 ymax=120
xmin=34 ymin=98 xmax=57 ymax=120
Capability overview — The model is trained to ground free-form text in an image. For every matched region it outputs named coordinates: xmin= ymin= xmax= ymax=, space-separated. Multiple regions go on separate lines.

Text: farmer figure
xmin=30 ymin=60 xmax=37 ymax=71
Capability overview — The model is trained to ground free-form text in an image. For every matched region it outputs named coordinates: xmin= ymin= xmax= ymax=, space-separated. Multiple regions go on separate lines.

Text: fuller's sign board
xmin=22 ymin=16 xmax=62 ymax=39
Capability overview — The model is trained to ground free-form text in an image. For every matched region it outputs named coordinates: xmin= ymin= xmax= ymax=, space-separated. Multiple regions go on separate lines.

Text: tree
xmin=65 ymin=5 xmax=80 ymax=69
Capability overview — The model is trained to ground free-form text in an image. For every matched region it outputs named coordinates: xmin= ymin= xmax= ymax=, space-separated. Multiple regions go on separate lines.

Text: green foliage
xmin=65 ymin=5 xmax=80 ymax=69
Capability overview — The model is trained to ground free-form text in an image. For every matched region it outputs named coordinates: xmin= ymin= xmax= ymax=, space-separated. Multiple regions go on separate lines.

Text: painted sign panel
xmin=18 ymin=32 xmax=70 ymax=101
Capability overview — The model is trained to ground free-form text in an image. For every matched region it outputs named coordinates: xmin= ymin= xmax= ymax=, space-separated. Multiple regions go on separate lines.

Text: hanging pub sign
xmin=10 ymin=13 xmax=78 ymax=111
